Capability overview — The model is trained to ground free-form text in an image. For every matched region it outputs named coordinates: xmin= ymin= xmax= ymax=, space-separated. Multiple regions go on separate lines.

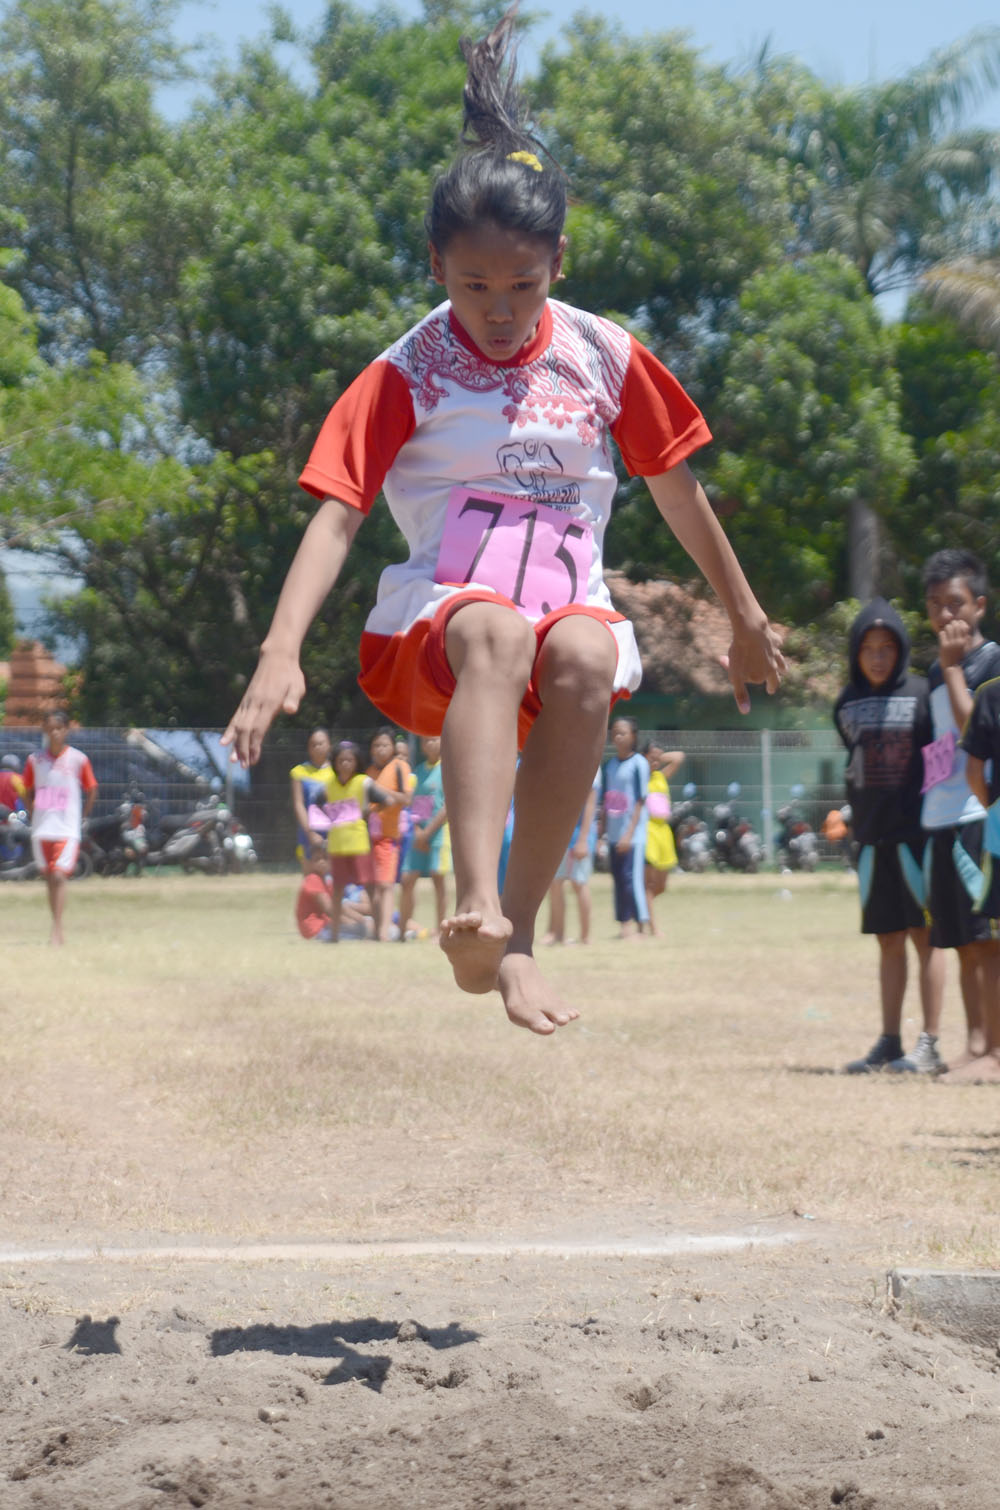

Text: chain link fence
xmin=0 ymin=724 xmax=850 ymax=868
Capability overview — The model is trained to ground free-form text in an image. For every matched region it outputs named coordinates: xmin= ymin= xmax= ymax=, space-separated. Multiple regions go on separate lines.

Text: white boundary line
xmin=0 ymin=1233 xmax=806 ymax=1264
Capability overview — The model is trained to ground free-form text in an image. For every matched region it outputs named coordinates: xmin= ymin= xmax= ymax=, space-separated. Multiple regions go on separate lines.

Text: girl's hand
xmin=615 ymin=836 xmax=631 ymax=855
xmin=222 ymin=650 xmax=306 ymax=767
xmin=720 ymin=618 xmax=785 ymax=715
xmin=571 ymin=839 xmax=589 ymax=861
xmin=412 ymin=827 xmax=430 ymax=852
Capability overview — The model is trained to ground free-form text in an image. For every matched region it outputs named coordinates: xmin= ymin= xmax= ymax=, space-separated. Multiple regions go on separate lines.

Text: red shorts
xmin=32 ymin=837 xmax=79 ymax=875
xmin=359 ymin=590 xmax=628 ymax=748
xmin=330 ymin=851 xmax=374 ymax=888
xmin=370 ymin=836 xmax=400 ymax=886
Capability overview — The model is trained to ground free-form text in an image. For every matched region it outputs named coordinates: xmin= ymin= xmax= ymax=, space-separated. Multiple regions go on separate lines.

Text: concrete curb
xmin=888 ymin=1268 xmax=1000 ymax=1345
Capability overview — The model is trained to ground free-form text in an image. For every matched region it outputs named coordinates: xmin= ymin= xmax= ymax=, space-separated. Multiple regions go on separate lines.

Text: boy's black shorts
xmin=857 ymin=839 xmax=927 ymax=935
xmin=927 ymin=822 xmax=1000 ymax=948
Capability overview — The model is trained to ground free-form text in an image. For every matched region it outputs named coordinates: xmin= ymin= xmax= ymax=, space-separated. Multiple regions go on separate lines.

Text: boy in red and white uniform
xmin=22 ymin=711 xmax=98 ymax=944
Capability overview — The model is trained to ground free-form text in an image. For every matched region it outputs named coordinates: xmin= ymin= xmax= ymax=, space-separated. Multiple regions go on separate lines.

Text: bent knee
xmin=537 ymin=623 xmax=617 ymax=710
xmin=446 ymin=603 xmax=536 ymax=683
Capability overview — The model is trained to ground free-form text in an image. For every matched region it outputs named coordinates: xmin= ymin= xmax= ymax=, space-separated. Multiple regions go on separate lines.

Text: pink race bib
xmin=647 ymin=792 xmax=671 ymax=820
xmin=35 ymin=787 xmax=69 ymax=812
xmin=921 ymin=731 xmax=956 ymax=794
xmin=410 ymin=795 xmax=435 ymax=822
xmin=434 ymin=486 xmax=592 ymax=618
xmin=604 ymin=790 xmax=629 ymax=815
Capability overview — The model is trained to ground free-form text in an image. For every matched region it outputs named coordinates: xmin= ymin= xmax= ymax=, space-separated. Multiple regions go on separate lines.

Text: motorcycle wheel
xmin=72 ymin=849 xmax=94 ymax=880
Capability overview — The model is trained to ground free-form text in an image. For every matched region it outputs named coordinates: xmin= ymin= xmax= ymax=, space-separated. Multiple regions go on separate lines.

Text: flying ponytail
xmin=425 ymin=3 xmax=566 ymax=252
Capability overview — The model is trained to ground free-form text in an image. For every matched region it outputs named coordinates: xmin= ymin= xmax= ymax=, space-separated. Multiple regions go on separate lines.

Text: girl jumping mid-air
xmin=222 ymin=6 xmax=784 ymax=1034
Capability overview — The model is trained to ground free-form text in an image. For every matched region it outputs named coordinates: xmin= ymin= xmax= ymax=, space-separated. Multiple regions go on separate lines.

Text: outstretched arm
xmin=645 ymin=463 xmax=785 ymax=713
xmin=223 ymin=498 xmax=364 ymax=766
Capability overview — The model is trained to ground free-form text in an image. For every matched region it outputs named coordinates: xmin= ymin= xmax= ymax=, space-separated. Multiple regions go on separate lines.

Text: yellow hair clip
xmin=507 ymin=150 xmax=543 ymax=172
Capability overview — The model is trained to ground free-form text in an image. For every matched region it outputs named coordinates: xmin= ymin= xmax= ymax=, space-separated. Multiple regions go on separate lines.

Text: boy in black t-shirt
xmin=834 ymin=599 xmax=943 ymax=1073
xmin=921 ymin=550 xmax=1000 ymax=1077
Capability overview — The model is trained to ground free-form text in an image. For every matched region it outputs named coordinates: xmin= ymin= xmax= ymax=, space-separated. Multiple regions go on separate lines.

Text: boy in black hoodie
xmin=834 ymin=599 xmax=945 ymax=1073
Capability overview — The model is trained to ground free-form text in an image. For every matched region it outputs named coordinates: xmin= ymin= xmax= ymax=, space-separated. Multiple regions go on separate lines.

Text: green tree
xmin=784 ymin=29 xmax=1000 ymax=295
xmin=924 ymin=257 xmax=1000 ymax=352
xmin=706 ymin=254 xmax=912 ymax=617
xmin=536 ymin=18 xmax=797 ymax=355
xmin=893 ymin=307 xmax=1000 ymax=609
xmin=0 ymin=0 xmax=186 ymax=359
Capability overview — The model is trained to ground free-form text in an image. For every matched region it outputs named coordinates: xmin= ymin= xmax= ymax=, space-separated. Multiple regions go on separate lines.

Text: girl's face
xmin=429 ymin=223 xmax=565 ymax=362
xmin=611 ymin=721 xmax=636 ymax=757
xmin=308 ymin=730 xmax=331 ymax=766
xmin=420 ymin=735 xmax=441 ymax=765
xmin=645 ymin=744 xmax=664 ymax=771
xmin=370 ymin=733 xmax=394 ymax=768
xmin=334 ymin=748 xmax=358 ymax=782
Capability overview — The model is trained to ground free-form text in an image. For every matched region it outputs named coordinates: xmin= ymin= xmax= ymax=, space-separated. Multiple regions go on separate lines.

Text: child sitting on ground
xmin=295 ymin=842 xmax=374 ymax=941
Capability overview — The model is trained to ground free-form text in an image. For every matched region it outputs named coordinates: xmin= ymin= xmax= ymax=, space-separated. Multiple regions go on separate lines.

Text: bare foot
xmin=498 ymin=951 xmax=579 ymax=1035
xmin=439 ymin=906 xmax=512 ymax=994
xmin=939 ymin=1051 xmax=1000 ymax=1085
xmin=944 ymin=1043 xmax=989 ymax=1072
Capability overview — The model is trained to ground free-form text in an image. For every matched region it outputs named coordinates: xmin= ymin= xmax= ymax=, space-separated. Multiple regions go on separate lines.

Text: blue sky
xmin=166 ymin=0 xmax=1000 ymax=122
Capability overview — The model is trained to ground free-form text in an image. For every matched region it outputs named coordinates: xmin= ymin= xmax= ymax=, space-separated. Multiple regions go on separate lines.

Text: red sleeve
xmin=298 ymin=360 xmax=417 ymax=513
xmin=610 ymin=335 xmax=712 ymax=477
xmin=80 ymin=757 xmax=98 ymax=792
xmin=21 ymin=755 xmax=35 ymax=796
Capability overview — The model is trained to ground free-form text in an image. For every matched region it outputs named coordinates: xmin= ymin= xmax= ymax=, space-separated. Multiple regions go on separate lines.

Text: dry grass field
xmin=2 ymin=868 xmax=1000 ymax=1508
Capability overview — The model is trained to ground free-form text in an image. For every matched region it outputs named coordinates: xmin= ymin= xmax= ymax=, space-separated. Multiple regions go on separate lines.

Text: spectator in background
xmin=601 ymin=717 xmax=650 ymax=939
xmin=543 ymin=768 xmax=601 ymax=945
xmin=366 ymin=727 xmax=413 ymax=941
xmin=290 ymin=728 xmax=333 ymax=873
xmin=296 ymin=841 xmax=374 ymax=941
xmin=0 ymin=754 xmax=26 ymax=813
xmin=22 ymin=712 xmax=98 ymax=946
xmin=834 ymin=599 xmax=944 ymax=1075
xmin=920 ymin=550 xmax=1000 ymax=1073
xmin=643 ymin=741 xmax=685 ymax=936
xmin=324 ymin=740 xmax=406 ymax=944
xmin=398 ymin=735 xmax=451 ymax=941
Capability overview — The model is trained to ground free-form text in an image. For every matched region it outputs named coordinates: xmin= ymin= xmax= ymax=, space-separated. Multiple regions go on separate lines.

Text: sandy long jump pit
xmin=4 ymin=1224 xmax=1000 ymax=1509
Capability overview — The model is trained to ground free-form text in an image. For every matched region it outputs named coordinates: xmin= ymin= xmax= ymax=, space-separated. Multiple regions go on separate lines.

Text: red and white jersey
xmin=299 ymin=300 xmax=711 ymax=692
xmin=23 ymin=744 xmax=97 ymax=842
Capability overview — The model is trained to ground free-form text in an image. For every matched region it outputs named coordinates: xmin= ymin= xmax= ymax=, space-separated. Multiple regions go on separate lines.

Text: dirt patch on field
xmin=3 ymin=1241 xmax=999 ymax=1509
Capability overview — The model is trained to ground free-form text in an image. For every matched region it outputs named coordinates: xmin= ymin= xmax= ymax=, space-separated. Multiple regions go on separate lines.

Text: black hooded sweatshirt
xmin=833 ymin=598 xmax=932 ymax=847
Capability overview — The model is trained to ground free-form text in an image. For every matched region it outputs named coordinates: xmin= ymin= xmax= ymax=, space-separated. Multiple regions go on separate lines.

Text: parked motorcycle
xmin=82 ymin=791 xmax=149 ymax=877
xmin=222 ymin=809 xmax=258 ymax=873
xmin=776 ymin=787 xmax=819 ymax=872
xmin=145 ymin=794 xmax=255 ymax=875
xmin=670 ymin=782 xmax=711 ymax=872
xmin=712 ymin=782 xmax=764 ymax=873
xmin=0 ymin=803 xmax=36 ymax=881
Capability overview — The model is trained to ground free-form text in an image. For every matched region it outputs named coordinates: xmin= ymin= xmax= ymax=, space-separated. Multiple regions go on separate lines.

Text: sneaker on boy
xmin=886 ymin=1030 xmax=947 ymax=1075
xmin=844 ymin=1033 xmax=904 ymax=1075
xmin=834 ymin=599 xmax=941 ymax=1076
